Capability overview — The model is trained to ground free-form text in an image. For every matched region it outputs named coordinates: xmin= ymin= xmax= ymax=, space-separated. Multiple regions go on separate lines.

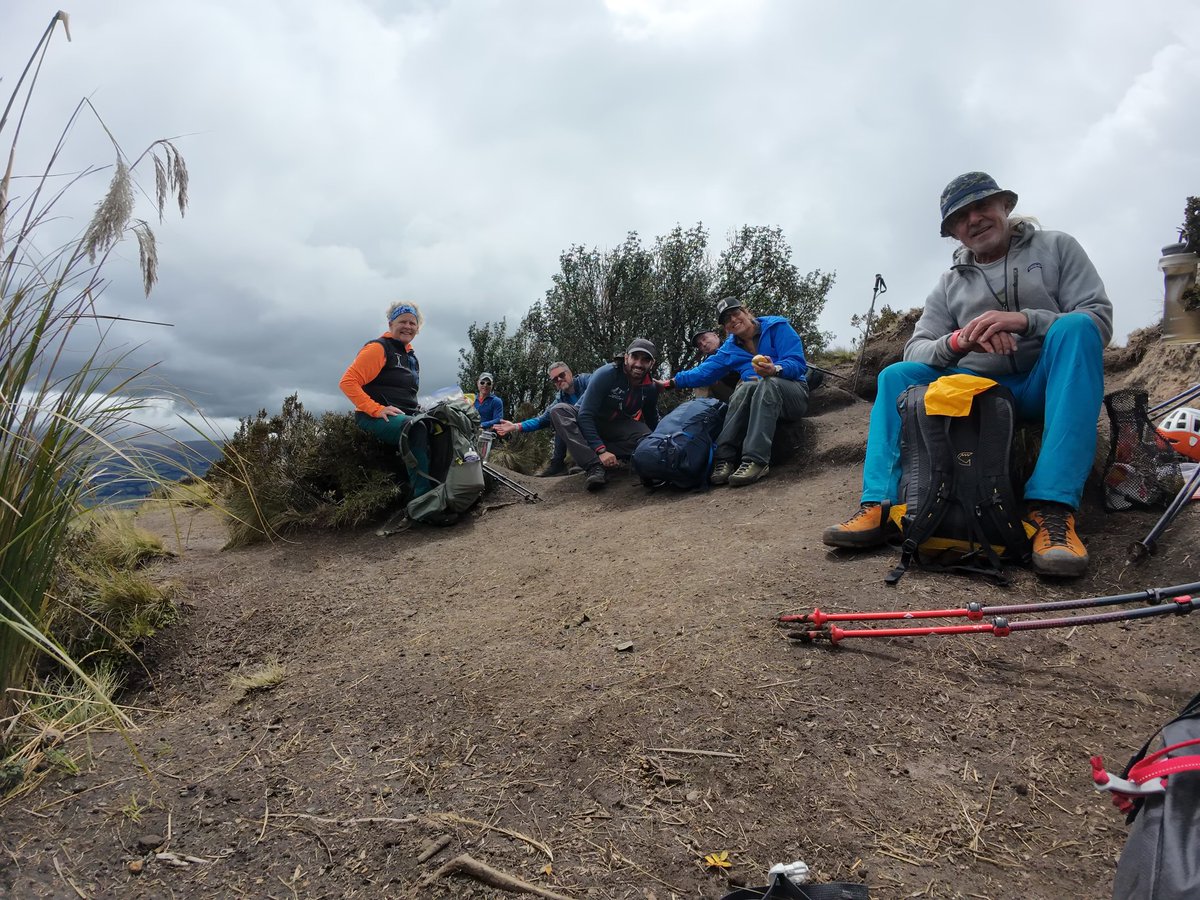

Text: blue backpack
xmin=631 ymin=398 xmax=727 ymax=490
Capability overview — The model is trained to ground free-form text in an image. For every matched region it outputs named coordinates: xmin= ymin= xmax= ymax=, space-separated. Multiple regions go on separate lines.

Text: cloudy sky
xmin=4 ymin=0 xmax=1198 ymax=437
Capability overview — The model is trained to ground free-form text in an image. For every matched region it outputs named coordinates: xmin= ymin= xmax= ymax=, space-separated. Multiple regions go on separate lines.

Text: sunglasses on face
xmin=549 ymin=373 xmax=568 ymax=383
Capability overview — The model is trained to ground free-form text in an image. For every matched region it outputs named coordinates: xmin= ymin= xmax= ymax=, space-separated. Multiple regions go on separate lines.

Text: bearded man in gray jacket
xmin=823 ymin=172 xmax=1112 ymax=577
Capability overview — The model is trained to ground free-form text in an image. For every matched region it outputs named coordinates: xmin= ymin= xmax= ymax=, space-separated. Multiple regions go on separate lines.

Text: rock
xmin=614 ymin=641 xmax=634 ymax=652
xmin=128 ymin=859 xmax=144 ymax=874
xmin=136 ymin=834 xmax=164 ymax=852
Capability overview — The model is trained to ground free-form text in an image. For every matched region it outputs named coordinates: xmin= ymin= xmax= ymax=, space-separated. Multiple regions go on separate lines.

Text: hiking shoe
xmin=568 ymin=465 xmax=584 ymax=475
xmin=1027 ymin=502 xmax=1088 ymax=577
xmin=585 ymin=464 xmax=607 ymax=491
xmin=728 ymin=460 xmax=769 ymax=486
xmin=535 ymin=459 xmax=569 ymax=477
xmin=822 ymin=502 xmax=889 ymax=548
xmin=710 ymin=460 xmax=735 ymax=485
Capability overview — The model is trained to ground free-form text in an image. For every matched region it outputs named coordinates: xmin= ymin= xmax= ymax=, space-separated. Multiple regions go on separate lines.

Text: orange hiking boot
xmin=1027 ymin=502 xmax=1088 ymax=577
xmin=822 ymin=502 xmax=890 ymax=549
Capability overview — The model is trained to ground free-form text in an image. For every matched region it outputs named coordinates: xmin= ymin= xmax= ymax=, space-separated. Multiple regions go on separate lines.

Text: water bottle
xmin=1159 ymin=241 xmax=1199 ymax=343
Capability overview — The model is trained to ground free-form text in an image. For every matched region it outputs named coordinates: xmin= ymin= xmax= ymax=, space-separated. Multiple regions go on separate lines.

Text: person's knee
xmin=549 ymin=402 xmax=575 ymax=423
xmin=730 ymin=380 xmax=759 ymax=402
xmin=1045 ymin=312 xmax=1102 ymax=350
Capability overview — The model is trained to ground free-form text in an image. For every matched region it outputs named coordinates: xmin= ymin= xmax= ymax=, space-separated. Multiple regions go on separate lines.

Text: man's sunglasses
xmin=549 ymin=372 xmax=569 ymax=383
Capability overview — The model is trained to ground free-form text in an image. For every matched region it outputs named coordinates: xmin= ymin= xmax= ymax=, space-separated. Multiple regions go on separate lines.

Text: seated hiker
xmin=492 ymin=361 xmax=592 ymax=477
xmin=575 ymin=338 xmax=663 ymax=492
xmin=659 ymin=297 xmax=809 ymax=486
xmin=474 ymin=372 xmax=504 ymax=428
xmin=690 ymin=329 xmax=740 ymax=403
xmin=822 ymin=171 xmax=1113 ymax=577
xmin=338 ymin=300 xmax=432 ymax=495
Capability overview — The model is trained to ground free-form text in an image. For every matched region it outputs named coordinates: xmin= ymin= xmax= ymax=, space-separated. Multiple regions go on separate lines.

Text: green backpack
xmin=398 ymin=400 xmax=485 ymax=526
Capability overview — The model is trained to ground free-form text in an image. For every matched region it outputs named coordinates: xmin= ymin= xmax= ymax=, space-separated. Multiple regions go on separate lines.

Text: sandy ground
xmin=1 ymin=339 xmax=1198 ymax=899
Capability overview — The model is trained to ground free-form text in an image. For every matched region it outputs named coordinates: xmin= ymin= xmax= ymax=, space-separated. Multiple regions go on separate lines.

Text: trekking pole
xmin=806 ymin=363 xmax=847 ymax=381
xmin=779 ymin=580 xmax=1200 ymax=627
xmin=851 ymin=274 xmax=887 ymax=395
xmin=482 ymin=462 xmax=540 ymax=502
xmin=791 ymin=594 xmax=1199 ymax=644
xmin=1128 ymin=462 xmax=1200 ymax=562
xmin=1147 ymin=382 xmax=1200 ymax=417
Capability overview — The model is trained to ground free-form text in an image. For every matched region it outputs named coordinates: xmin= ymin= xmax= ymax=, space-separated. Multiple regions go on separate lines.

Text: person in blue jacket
xmin=473 ymin=372 xmax=504 ymax=429
xmin=493 ymin=362 xmax=592 ymax=477
xmin=575 ymin=338 xmax=663 ymax=491
xmin=660 ymin=297 xmax=809 ymax=486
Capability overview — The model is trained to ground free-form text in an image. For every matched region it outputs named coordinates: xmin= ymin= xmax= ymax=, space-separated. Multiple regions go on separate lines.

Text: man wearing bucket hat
xmin=473 ymin=372 xmax=504 ymax=429
xmin=822 ymin=171 xmax=1113 ymax=577
xmin=659 ymin=296 xmax=810 ymax=486
xmin=574 ymin=338 xmax=663 ymax=491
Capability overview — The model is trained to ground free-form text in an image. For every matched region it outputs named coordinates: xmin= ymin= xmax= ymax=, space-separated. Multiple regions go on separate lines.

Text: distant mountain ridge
xmin=83 ymin=439 xmax=224 ymax=505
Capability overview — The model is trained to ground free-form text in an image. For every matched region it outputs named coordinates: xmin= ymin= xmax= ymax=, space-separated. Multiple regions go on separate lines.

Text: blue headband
xmin=388 ymin=304 xmax=418 ymax=324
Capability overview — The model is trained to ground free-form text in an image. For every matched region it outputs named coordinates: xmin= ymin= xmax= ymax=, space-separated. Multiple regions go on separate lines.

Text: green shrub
xmin=211 ymin=395 xmax=408 ymax=546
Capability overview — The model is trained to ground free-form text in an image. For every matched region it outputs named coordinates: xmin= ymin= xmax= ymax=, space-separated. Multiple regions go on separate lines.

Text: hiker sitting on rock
xmin=493 ymin=362 xmax=593 ymax=477
xmin=822 ymin=171 xmax=1113 ymax=577
xmin=658 ymin=297 xmax=809 ymax=486
xmin=689 ymin=329 xmax=740 ymax=403
xmin=338 ymin=301 xmax=433 ymax=495
xmin=474 ymin=372 xmax=504 ymax=429
xmin=575 ymin=339 xmax=663 ymax=492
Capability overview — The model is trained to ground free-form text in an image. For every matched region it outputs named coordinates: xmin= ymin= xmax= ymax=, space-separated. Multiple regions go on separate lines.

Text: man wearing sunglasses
xmin=474 ymin=373 xmax=504 ymax=429
xmin=493 ymin=362 xmax=592 ymax=477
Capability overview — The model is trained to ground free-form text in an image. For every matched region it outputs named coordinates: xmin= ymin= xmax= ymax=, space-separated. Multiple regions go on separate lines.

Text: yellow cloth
xmin=923 ymin=374 xmax=998 ymax=417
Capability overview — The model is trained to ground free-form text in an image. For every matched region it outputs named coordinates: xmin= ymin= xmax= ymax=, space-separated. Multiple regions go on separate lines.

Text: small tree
xmin=714 ymin=225 xmax=835 ymax=356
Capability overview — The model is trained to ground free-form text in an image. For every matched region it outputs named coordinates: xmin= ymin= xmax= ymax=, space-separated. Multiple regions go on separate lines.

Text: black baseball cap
xmin=716 ymin=296 xmax=744 ymax=323
xmin=625 ymin=338 xmax=657 ymax=360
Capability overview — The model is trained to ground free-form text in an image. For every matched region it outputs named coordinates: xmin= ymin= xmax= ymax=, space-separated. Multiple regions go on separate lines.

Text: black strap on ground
xmin=721 ymin=874 xmax=870 ymax=899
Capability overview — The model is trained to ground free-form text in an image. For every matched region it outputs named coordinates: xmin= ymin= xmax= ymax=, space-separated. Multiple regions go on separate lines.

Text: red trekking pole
xmin=779 ymin=580 xmax=1200 ymax=627
xmin=783 ymin=592 xmax=1200 ymax=645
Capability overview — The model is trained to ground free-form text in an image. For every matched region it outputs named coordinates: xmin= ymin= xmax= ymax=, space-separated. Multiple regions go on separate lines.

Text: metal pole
xmin=851 ymin=274 xmax=886 ymax=395
xmin=1129 ymin=463 xmax=1200 ymax=561
xmin=791 ymin=595 xmax=1198 ymax=643
xmin=483 ymin=463 xmax=540 ymax=502
xmin=779 ymin=581 xmax=1200 ymax=627
xmin=1148 ymin=382 xmax=1200 ymax=417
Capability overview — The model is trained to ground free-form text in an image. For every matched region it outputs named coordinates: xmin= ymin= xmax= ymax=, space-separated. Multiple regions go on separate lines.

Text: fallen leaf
xmin=703 ymin=850 xmax=732 ymax=869
xmin=542 ymin=863 xmax=553 ymax=876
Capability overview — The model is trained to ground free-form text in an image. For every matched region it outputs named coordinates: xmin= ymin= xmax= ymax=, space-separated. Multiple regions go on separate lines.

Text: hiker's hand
xmin=654 ymin=378 xmax=673 ymax=390
xmin=960 ymin=311 xmax=1026 ymax=355
xmin=493 ymin=420 xmax=518 ymax=437
xmin=751 ymin=354 xmax=775 ymax=377
xmin=378 ymin=405 xmax=404 ymax=420
xmin=599 ymin=451 xmax=619 ymax=468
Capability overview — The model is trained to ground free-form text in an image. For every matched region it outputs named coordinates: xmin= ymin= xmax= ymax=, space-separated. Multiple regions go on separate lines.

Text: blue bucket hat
xmin=939 ymin=172 xmax=1018 ymax=237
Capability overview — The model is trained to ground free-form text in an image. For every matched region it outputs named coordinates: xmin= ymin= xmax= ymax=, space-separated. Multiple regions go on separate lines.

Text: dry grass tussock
xmin=229 ymin=657 xmax=287 ymax=702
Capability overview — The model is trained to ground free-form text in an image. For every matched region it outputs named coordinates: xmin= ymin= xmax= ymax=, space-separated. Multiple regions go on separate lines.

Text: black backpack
xmin=631 ymin=397 xmax=727 ymax=490
xmin=885 ymin=381 xmax=1032 ymax=584
xmin=1095 ymin=691 xmax=1200 ymax=900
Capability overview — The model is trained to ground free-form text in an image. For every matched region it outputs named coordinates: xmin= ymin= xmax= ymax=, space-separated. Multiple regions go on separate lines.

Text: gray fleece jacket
xmin=904 ymin=222 xmax=1113 ymax=376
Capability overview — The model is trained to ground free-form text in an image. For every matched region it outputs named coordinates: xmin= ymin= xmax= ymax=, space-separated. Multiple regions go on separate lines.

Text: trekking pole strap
xmin=1127 ymin=740 xmax=1200 ymax=783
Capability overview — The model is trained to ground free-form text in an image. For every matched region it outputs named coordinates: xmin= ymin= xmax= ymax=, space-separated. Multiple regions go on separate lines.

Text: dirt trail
xmin=2 ymin=375 xmax=1198 ymax=899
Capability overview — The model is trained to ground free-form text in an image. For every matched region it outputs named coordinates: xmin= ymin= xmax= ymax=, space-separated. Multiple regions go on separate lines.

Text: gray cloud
xmin=5 ymin=0 xmax=1197 ymax=436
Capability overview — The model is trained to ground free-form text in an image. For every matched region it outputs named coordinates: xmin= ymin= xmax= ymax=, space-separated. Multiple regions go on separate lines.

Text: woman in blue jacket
xmin=661 ymin=297 xmax=809 ymax=486
xmin=474 ymin=372 xmax=504 ymax=429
